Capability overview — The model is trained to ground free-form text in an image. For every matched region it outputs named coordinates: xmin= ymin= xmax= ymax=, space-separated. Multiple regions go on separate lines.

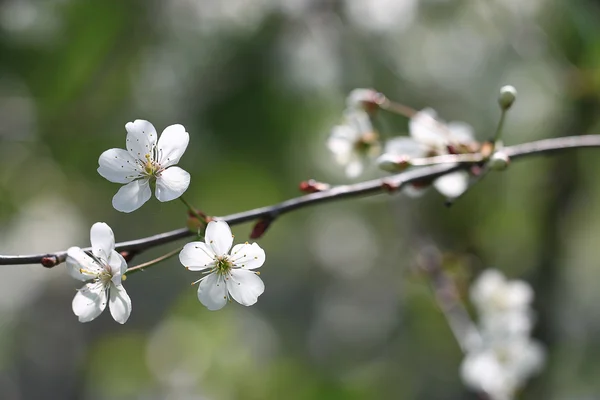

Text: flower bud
xmin=346 ymin=88 xmax=380 ymax=112
xmin=498 ymin=85 xmax=517 ymax=110
xmin=489 ymin=151 xmax=510 ymax=171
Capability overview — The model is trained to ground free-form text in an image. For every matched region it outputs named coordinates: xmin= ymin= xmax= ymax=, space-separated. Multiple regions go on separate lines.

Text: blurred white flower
xmin=470 ymin=269 xmax=533 ymax=316
xmin=461 ymin=269 xmax=544 ymax=399
xmin=377 ymin=108 xmax=476 ymax=198
xmin=327 ymin=109 xmax=380 ymax=178
xmin=179 ymin=221 xmax=266 ymax=310
xmin=66 ymin=223 xmax=131 ymax=324
xmin=97 ymin=119 xmax=190 ymax=213
xmin=461 ymin=336 xmax=545 ymax=400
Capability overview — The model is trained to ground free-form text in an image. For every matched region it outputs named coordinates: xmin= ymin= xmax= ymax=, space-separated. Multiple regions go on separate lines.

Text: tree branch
xmin=2 ymin=135 xmax=599 ymax=268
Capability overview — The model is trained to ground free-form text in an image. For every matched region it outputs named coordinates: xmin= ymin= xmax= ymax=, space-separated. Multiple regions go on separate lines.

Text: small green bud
xmin=489 ymin=151 xmax=510 ymax=171
xmin=498 ymin=85 xmax=517 ymax=110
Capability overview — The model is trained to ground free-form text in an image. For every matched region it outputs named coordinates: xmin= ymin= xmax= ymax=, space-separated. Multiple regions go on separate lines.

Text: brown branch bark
xmin=2 ymin=134 xmax=600 ymax=268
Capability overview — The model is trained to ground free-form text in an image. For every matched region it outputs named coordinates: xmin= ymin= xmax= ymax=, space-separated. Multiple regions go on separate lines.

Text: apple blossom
xmin=98 ymin=119 xmax=191 ymax=213
xmin=179 ymin=220 xmax=266 ymax=310
xmin=66 ymin=222 xmax=131 ymax=324
xmin=327 ymin=109 xmax=381 ymax=178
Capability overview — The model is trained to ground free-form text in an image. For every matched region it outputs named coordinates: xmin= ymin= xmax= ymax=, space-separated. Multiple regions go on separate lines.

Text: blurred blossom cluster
xmin=461 ymin=269 xmax=545 ymax=399
xmin=327 ymin=88 xmax=487 ymax=199
xmin=327 ymin=89 xmax=381 ymax=178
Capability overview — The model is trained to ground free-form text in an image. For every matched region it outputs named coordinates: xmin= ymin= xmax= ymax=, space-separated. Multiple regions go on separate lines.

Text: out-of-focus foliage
xmin=0 ymin=0 xmax=599 ymax=399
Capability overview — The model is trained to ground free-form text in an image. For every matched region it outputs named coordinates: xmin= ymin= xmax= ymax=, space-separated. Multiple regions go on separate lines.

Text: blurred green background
xmin=0 ymin=0 xmax=600 ymax=399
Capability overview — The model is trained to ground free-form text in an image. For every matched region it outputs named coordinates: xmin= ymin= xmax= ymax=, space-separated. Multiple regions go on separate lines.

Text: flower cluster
xmin=327 ymin=89 xmax=486 ymax=199
xmin=461 ymin=269 xmax=545 ymax=400
xmin=66 ymin=120 xmax=268 ymax=324
xmin=326 ymin=89 xmax=382 ymax=178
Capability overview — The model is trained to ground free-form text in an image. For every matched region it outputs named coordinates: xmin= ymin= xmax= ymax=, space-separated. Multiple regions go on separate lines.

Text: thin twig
xmin=417 ymin=246 xmax=481 ymax=353
xmin=2 ymin=135 xmax=600 ymax=268
xmin=124 ymin=246 xmax=183 ymax=276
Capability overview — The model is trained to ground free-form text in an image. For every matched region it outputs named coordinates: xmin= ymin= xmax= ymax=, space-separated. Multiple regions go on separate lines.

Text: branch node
xmin=41 ymin=256 xmax=58 ymax=268
xmin=381 ymin=181 xmax=400 ymax=193
xmin=250 ymin=217 xmax=275 ymax=239
xmin=299 ymin=179 xmax=330 ymax=193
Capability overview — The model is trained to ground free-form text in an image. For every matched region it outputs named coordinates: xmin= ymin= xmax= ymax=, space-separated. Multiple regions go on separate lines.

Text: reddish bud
xmin=250 ymin=218 xmax=273 ymax=239
xmin=381 ymin=181 xmax=399 ymax=193
xmin=299 ymin=179 xmax=331 ymax=194
xmin=120 ymin=251 xmax=137 ymax=262
xmin=41 ymin=256 xmax=58 ymax=268
xmin=446 ymin=144 xmax=459 ymax=155
xmin=480 ymin=141 xmax=495 ymax=158
xmin=346 ymin=88 xmax=381 ymax=113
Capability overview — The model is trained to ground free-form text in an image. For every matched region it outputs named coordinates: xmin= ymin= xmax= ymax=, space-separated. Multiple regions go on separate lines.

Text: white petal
xmin=155 ymin=167 xmax=190 ymax=202
xmin=345 ymin=159 xmax=363 ymax=178
xmin=409 ymin=108 xmax=448 ymax=149
xmin=97 ymin=148 xmax=140 ymax=184
xmin=205 ymin=220 xmax=233 ymax=256
xmin=505 ymin=281 xmax=533 ymax=309
xmin=197 ymin=273 xmax=228 ymax=311
xmin=179 ymin=242 xmax=216 ymax=271
xmin=90 ymin=222 xmax=115 ymax=261
xmin=227 ymin=269 xmax=264 ymax=307
xmin=327 ymin=126 xmax=355 ymax=162
xmin=447 ymin=121 xmax=475 ymax=144
xmin=460 ymin=350 xmax=505 ymax=394
xmin=109 ymin=284 xmax=132 ymax=324
xmin=66 ymin=247 xmax=102 ymax=281
xmin=346 ymin=88 xmax=377 ymax=109
xmin=157 ymin=124 xmax=189 ymax=168
xmin=402 ymin=184 xmax=428 ymax=197
xmin=72 ymin=282 xmax=107 ymax=323
xmin=384 ymin=137 xmax=428 ymax=158
xmin=108 ymin=250 xmax=127 ymax=284
xmin=230 ymin=242 xmax=265 ymax=270
xmin=433 ymin=171 xmax=469 ymax=198
xmin=125 ymin=119 xmax=158 ymax=160
xmin=112 ymin=179 xmax=152 ymax=213
xmin=377 ymin=153 xmax=402 ymax=172
xmin=345 ymin=109 xmax=373 ymax=134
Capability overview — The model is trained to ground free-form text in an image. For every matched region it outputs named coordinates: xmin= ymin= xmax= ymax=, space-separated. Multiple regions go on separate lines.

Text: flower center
xmin=214 ymin=256 xmax=232 ymax=276
xmin=98 ymin=269 xmax=112 ymax=285
xmin=79 ymin=263 xmax=113 ymax=286
xmin=143 ymin=154 xmax=162 ymax=178
xmin=354 ymin=132 xmax=381 ymax=156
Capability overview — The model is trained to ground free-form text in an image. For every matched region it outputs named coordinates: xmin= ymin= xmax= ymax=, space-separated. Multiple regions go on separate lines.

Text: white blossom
xmin=327 ymin=109 xmax=380 ymax=178
xmin=461 ymin=337 xmax=545 ymax=400
xmin=179 ymin=220 xmax=266 ymax=311
xmin=66 ymin=222 xmax=131 ymax=324
xmin=98 ymin=119 xmax=191 ymax=213
xmin=461 ymin=269 xmax=545 ymax=400
xmin=470 ymin=269 xmax=533 ymax=317
xmin=377 ymin=108 xmax=476 ymax=198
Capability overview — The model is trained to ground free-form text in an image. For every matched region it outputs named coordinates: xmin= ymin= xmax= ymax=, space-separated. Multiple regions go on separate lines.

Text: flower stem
xmin=491 ymin=109 xmax=507 ymax=151
xmin=179 ymin=196 xmax=205 ymax=222
xmin=124 ymin=246 xmax=183 ymax=277
xmin=375 ymin=96 xmax=418 ymax=118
